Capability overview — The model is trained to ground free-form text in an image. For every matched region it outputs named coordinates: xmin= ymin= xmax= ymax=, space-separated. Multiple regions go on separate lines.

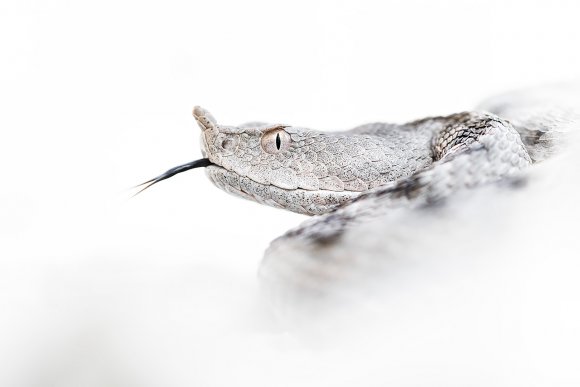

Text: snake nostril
xmin=221 ymin=138 xmax=235 ymax=150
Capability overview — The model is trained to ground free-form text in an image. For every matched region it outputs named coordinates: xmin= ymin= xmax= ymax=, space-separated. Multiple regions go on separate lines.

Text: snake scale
xmin=139 ymin=86 xmax=578 ymax=298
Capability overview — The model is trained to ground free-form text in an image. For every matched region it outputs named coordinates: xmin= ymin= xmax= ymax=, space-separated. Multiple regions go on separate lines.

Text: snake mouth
xmin=134 ymin=158 xmax=214 ymax=195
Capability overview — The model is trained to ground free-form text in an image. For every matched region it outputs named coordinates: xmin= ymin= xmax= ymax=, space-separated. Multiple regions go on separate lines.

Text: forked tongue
xmin=133 ymin=158 xmax=212 ymax=196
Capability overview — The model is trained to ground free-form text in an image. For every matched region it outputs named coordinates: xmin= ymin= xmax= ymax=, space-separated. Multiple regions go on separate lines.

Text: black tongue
xmin=133 ymin=158 xmax=213 ymax=196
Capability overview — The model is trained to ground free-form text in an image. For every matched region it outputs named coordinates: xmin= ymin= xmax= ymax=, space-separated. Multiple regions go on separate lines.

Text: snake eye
xmin=261 ymin=128 xmax=291 ymax=154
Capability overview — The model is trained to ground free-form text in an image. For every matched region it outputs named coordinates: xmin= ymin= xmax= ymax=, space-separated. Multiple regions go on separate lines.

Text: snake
xmin=137 ymin=86 xmax=578 ymax=298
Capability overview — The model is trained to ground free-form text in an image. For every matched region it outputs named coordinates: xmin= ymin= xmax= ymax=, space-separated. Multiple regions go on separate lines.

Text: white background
xmin=1 ymin=0 xmax=580 ymax=386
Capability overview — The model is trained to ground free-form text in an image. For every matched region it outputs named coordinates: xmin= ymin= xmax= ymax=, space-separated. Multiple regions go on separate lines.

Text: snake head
xmin=192 ymin=106 xmax=398 ymax=215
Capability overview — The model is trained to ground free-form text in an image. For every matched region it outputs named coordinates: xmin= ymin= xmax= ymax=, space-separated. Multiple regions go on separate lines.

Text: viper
xmin=137 ymin=86 xmax=578 ymax=296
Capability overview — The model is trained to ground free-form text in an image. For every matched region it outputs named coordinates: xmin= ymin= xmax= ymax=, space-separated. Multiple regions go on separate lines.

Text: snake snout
xmin=192 ymin=106 xmax=221 ymax=165
xmin=193 ymin=106 xmax=218 ymax=131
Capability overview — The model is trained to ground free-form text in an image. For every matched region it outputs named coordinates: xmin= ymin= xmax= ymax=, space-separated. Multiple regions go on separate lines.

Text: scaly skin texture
xmin=193 ymin=106 xmax=531 ymax=216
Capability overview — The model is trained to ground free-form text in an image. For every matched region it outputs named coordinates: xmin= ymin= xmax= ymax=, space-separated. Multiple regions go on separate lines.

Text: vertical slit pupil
xmin=275 ymin=133 xmax=281 ymax=150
